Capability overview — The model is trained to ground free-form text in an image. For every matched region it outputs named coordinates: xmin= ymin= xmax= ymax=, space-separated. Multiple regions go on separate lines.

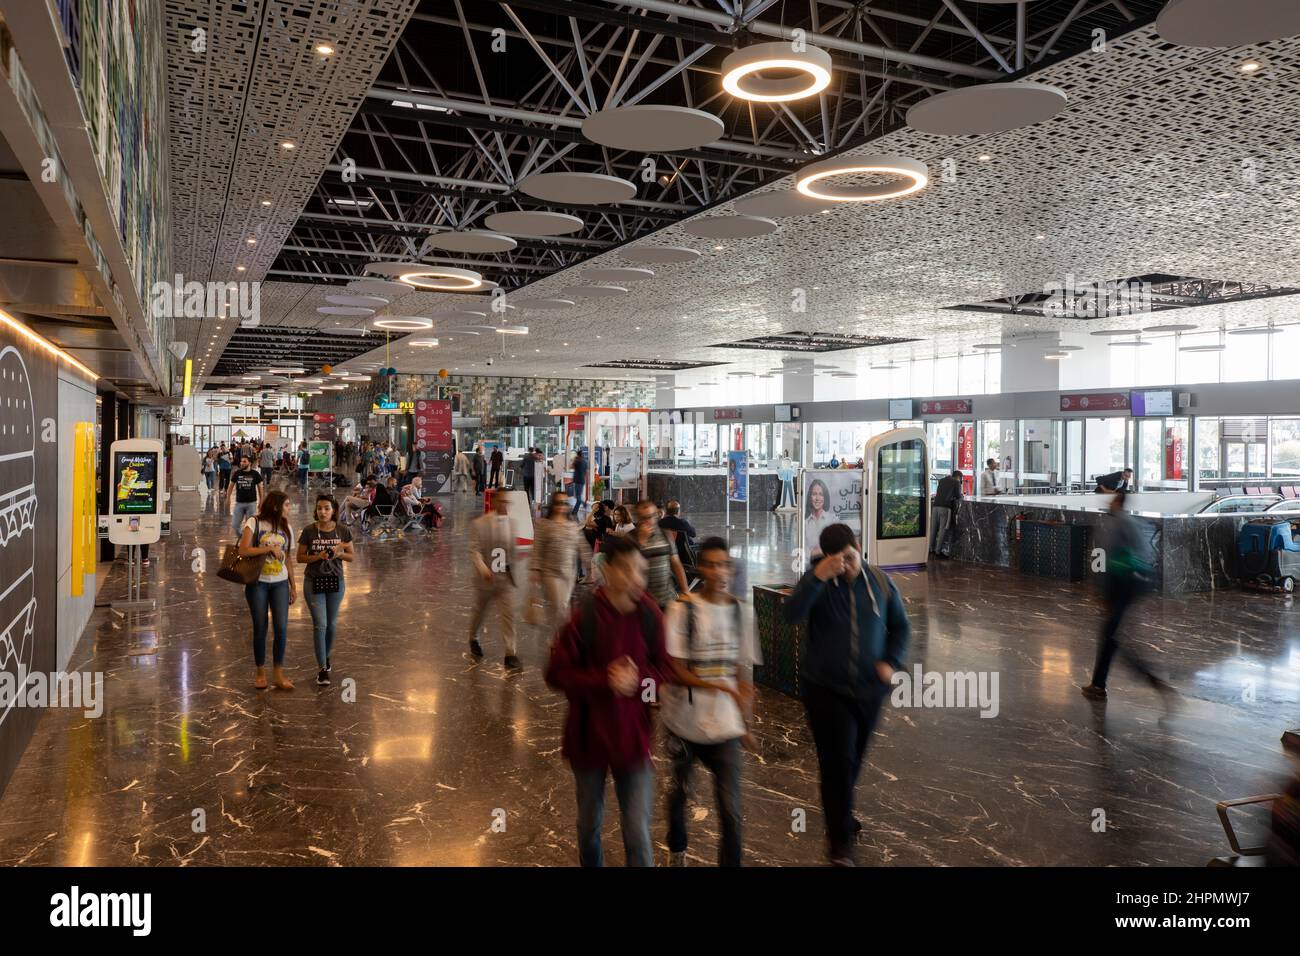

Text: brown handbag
xmin=217 ymin=523 xmax=267 ymax=584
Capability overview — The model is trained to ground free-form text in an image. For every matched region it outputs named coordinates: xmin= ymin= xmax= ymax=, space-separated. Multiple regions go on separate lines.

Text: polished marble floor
xmin=1 ymin=485 xmax=1297 ymax=866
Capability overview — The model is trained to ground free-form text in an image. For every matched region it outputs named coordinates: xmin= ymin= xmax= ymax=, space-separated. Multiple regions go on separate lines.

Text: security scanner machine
xmin=864 ymin=428 xmax=929 ymax=569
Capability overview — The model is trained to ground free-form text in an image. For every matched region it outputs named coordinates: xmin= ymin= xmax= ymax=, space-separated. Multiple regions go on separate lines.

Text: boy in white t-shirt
xmin=660 ymin=536 xmax=760 ymax=867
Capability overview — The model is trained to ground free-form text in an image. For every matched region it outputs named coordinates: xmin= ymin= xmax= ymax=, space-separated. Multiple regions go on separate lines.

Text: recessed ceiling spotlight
xmin=1034 ymin=234 xmax=1046 ymax=240
xmin=236 ymin=265 xmax=246 ymax=272
xmin=280 ymin=141 xmax=296 ymax=150
xmin=315 ymin=43 xmax=336 ymax=56
xmin=245 ymin=237 xmax=257 ymax=244
xmin=1237 ymin=58 xmax=1264 ymax=74
xmin=712 ymin=245 xmax=725 ymax=251
xmin=721 ymin=42 xmax=832 ymax=103
xmin=261 ymin=199 xmax=272 ymax=206
xmin=978 ymin=154 xmax=991 ymax=162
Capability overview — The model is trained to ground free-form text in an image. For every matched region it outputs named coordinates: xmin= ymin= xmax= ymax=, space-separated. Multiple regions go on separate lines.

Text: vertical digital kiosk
xmin=864 ymin=428 xmax=929 ymax=569
xmin=103 ymin=438 xmax=167 ymax=609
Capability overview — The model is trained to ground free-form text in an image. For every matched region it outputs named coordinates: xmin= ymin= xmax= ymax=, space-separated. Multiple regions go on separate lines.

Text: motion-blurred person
xmin=632 ymin=499 xmax=688 ymax=609
xmin=785 ymin=522 xmax=911 ymax=866
xmin=296 ymin=441 xmax=310 ymax=490
xmin=469 ymin=492 xmax=520 ymax=668
xmin=659 ymin=500 xmax=697 ymax=571
xmin=521 ymin=447 xmax=536 ymax=503
xmin=661 ymin=537 xmax=758 ymax=866
xmin=529 ymin=490 xmax=585 ymax=635
xmin=930 ymin=469 xmax=963 ymax=559
xmin=452 ymin=448 xmax=473 ymax=493
xmin=258 ymin=441 xmax=275 ymax=484
xmin=1081 ymin=490 xmax=1177 ymax=706
xmin=571 ymin=448 xmax=588 ymax=510
xmin=545 ymin=535 xmax=674 ymax=866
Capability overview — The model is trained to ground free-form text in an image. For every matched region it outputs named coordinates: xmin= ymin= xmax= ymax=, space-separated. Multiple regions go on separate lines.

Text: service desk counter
xmin=752 ymin=585 xmax=803 ymax=698
xmin=646 ymin=468 xmax=780 ymax=511
xmin=948 ymin=494 xmax=1268 ymax=593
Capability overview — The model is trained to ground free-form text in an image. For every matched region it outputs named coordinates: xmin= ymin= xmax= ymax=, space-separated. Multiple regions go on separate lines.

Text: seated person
xmin=365 ymin=477 xmax=398 ymax=524
xmin=400 ymin=474 xmax=443 ymax=529
xmin=341 ymin=479 xmax=375 ymax=524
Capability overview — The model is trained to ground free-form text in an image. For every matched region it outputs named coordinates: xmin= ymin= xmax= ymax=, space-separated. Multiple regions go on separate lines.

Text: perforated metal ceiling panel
xmin=216 ymin=22 xmax=1300 ymax=384
xmin=165 ymin=0 xmax=418 ymax=386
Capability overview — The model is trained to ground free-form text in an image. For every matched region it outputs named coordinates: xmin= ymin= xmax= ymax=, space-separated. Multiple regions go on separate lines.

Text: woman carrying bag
xmin=237 ymin=489 xmax=296 ymax=691
xmin=297 ymin=494 xmax=354 ymax=687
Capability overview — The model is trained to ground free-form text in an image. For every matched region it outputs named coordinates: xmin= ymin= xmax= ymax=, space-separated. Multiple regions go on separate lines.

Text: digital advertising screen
xmin=1130 ymin=389 xmax=1174 ymax=417
xmin=888 ymin=398 xmax=914 ymax=420
xmin=113 ymin=451 xmax=159 ymax=515
xmin=877 ymin=439 xmax=926 ymax=541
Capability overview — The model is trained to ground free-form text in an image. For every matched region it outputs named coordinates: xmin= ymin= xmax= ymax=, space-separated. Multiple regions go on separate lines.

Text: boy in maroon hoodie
xmin=545 ymin=534 xmax=675 ymax=866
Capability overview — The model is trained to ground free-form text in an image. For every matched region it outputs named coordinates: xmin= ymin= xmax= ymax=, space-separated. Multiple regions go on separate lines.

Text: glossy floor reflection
xmin=1 ymin=486 xmax=1296 ymax=865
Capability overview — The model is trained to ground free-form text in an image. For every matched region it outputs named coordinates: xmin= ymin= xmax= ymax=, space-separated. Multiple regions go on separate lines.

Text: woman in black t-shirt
xmin=297 ymin=495 xmax=354 ymax=686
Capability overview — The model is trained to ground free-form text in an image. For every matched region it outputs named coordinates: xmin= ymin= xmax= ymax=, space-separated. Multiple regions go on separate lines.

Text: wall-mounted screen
xmin=877 ymin=439 xmax=926 ymax=540
xmin=774 ymin=404 xmax=792 ymax=422
xmin=1130 ymin=389 xmax=1174 ymax=417
xmin=112 ymin=451 xmax=159 ymax=515
xmin=888 ymin=398 xmax=913 ymax=420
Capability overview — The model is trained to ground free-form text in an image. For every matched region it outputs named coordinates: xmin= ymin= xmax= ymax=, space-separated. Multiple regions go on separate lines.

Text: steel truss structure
xmin=272 ymin=0 xmax=1164 ymax=293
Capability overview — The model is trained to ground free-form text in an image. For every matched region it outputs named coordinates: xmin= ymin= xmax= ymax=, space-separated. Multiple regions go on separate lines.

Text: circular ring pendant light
xmin=373 ymin=316 xmax=434 ymax=331
xmin=398 ymin=266 xmax=483 ymax=291
xmin=721 ymin=41 xmax=832 ymax=103
xmin=795 ymin=154 xmax=928 ymax=202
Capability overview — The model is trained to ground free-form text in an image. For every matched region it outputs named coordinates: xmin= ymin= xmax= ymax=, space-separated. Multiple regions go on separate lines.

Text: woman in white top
xmin=237 ymin=489 xmax=297 ymax=690
xmin=804 ymin=478 xmax=836 ymax=556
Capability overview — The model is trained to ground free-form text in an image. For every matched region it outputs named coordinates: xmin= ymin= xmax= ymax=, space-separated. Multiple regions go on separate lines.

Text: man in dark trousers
xmin=930 ymin=469 xmax=963 ymax=559
xmin=545 ymin=535 xmax=675 ymax=866
xmin=472 ymin=445 xmax=486 ymax=496
xmin=785 ymin=522 xmax=911 ymax=866
xmin=571 ymin=448 xmax=589 ymax=512
xmin=1094 ymin=467 xmax=1133 ymax=493
xmin=489 ymin=445 xmax=504 ymax=489
xmin=521 ymin=447 xmax=536 ymax=504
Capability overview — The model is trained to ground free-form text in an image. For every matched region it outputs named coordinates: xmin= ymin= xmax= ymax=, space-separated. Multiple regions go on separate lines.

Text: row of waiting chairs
xmin=1216 ymin=485 xmax=1300 ymax=498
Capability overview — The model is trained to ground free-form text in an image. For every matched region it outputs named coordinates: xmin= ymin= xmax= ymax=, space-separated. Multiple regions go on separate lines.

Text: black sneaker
xmin=469 ymin=638 xmax=484 ymax=658
xmin=1081 ymin=684 xmax=1108 ymax=701
xmin=504 ymin=655 xmax=521 ymax=669
xmin=316 ymin=669 xmax=330 ymax=686
xmin=851 ymin=817 xmax=863 ymax=833
xmin=325 ymin=657 xmax=332 ymax=673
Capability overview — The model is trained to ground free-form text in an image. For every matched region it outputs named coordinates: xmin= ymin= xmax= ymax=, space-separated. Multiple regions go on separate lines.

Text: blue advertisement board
xmin=727 ymin=450 xmax=748 ymax=502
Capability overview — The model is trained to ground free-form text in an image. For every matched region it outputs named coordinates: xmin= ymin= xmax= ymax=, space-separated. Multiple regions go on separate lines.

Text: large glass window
xmin=1271 ymin=419 xmax=1300 ymax=478
xmin=1197 ymin=418 xmax=1220 ymax=479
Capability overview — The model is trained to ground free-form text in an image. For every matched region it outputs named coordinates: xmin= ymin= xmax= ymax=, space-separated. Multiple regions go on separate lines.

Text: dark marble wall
xmin=947 ymin=499 xmax=1287 ymax=594
xmin=646 ymin=472 xmax=779 ymax=512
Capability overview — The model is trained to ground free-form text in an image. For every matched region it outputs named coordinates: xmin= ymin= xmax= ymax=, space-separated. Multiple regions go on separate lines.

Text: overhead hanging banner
xmin=727 ymin=450 xmax=748 ymax=502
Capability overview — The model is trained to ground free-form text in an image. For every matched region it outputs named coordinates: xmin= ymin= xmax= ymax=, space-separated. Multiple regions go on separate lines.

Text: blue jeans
xmin=245 ymin=579 xmax=289 ymax=666
xmin=572 ymin=762 xmax=654 ymax=867
xmin=304 ymin=576 xmax=345 ymax=668
xmin=232 ymin=501 xmax=257 ymax=535
xmin=204 ymin=471 xmax=214 ymax=490
xmin=297 ymin=467 xmax=308 ymax=489
xmin=666 ymin=734 xmax=744 ymax=866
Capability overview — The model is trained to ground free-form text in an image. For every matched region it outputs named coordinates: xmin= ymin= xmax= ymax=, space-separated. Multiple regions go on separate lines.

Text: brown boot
xmin=272 ymin=667 xmax=294 ymax=691
xmin=254 ymin=667 xmax=268 ymax=690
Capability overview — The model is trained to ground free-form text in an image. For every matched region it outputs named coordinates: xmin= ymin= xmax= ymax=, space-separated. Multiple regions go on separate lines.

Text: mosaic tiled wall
xmin=309 ymin=374 xmax=653 ymax=439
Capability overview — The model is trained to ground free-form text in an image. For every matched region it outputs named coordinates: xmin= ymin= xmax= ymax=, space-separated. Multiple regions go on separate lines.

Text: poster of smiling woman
xmin=800 ymin=468 xmax=863 ymax=562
